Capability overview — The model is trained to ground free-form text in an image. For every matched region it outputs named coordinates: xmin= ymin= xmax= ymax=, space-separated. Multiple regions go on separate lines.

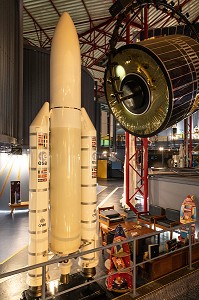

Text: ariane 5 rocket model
xmin=27 ymin=12 xmax=98 ymax=298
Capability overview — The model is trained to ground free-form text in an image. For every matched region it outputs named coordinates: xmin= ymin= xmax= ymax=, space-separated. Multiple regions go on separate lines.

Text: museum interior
xmin=1 ymin=0 xmax=199 ymax=299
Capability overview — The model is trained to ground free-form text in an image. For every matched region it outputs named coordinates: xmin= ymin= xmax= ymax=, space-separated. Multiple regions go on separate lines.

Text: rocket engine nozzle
xmin=81 ymin=267 xmax=96 ymax=279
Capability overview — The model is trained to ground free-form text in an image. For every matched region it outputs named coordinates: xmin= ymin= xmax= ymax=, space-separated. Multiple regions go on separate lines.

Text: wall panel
xmin=23 ymin=45 xmax=50 ymax=146
xmin=0 ymin=0 xmax=23 ymax=145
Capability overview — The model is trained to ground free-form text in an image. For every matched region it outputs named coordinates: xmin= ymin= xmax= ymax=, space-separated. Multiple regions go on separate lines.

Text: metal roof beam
xmin=150 ymin=0 xmax=192 ymax=28
xmin=81 ymin=0 xmax=93 ymax=26
xmin=23 ymin=17 xmax=110 ymax=35
xmin=49 ymin=0 xmax=61 ymax=16
xmin=23 ymin=6 xmax=51 ymax=46
xmin=79 ymin=17 xmax=114 ymax=38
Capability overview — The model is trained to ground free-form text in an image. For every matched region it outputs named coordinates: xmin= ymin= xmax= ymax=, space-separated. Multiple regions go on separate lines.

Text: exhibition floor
xmin=0 ymin=178 xmax=199 ymax=300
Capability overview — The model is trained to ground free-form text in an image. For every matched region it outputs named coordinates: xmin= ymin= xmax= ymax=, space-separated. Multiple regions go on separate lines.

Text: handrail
xmin=0 ymin=222 xmax=197 ymax=299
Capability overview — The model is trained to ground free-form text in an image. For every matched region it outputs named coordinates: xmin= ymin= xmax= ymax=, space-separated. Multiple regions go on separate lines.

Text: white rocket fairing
xmin=27 ymin=12 xmax=98 ymax=296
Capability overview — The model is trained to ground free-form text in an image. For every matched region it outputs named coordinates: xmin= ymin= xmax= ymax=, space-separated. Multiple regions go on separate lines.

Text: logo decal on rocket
xmin=38 ymin=151 xmax=48 ymax=165
xmin=38 ymin=218 xmax=47 ymax=227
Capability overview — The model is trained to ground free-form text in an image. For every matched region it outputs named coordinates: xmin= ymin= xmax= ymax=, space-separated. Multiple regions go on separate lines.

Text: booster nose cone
xmin=50 ymin=12 xmax=81 ymax=109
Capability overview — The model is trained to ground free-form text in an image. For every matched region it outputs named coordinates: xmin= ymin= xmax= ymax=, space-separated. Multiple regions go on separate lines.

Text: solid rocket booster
xmin=28 ymin=102 xmax=49 ymax=295
xmin=79 ymin=108 xmax=98 ymax=277
xmin=49 ymin=12 xmax=81 ymax=255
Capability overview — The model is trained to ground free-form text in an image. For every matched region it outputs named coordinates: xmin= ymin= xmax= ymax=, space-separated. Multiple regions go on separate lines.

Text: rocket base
xmin=56 ymin=273 xmax=106 ymax=300
xmin=20 ymin=289 xmax=41 ymax=300
xmin=21 ymin=288 xmax=51 ymax=300
xmin=60 ymin=273 xmax=70 ymax=284
xmin=81 ymin=267 xmax=96 ymax=279
xmin=21 ymin=274 xmax=107 ymax=300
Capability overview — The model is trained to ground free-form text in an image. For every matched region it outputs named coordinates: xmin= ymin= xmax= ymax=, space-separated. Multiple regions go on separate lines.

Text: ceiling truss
xmin=23 ymin=0 xmax=199 ymax=97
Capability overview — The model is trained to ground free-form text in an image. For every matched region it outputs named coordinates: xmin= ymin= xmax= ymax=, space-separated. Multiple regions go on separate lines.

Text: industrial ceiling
xmin=23 ymin=0 xmax=199 ymax=97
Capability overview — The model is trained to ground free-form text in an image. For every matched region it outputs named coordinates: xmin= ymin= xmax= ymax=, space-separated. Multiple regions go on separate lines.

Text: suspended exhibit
xmin=104 ymin=34 xmax=199 ymax=137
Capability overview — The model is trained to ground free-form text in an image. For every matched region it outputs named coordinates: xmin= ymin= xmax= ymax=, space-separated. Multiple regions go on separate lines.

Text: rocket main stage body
xmin=50 ymin=10 xmax=81 ymax=256
xmin=28 ymin=12 xmax=98 ymax=295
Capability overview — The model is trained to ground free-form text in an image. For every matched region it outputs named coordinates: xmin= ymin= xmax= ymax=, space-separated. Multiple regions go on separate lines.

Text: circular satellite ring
xmin=104 ymin=43 xmax=173 ymax=137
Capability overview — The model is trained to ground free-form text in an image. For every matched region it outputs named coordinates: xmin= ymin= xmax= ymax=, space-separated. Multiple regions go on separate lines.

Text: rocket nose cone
xmin=50 ymin=12 xmax=81 ymax=108
xmin=57 ymin=12 xmax=73 ymax=30
xmin=51 ymin=12 xmax=78 ymax=47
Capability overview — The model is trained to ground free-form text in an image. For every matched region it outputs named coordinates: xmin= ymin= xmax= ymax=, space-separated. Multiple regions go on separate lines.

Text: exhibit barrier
xmin=0 ymin=222 xmax=197 ymax=299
